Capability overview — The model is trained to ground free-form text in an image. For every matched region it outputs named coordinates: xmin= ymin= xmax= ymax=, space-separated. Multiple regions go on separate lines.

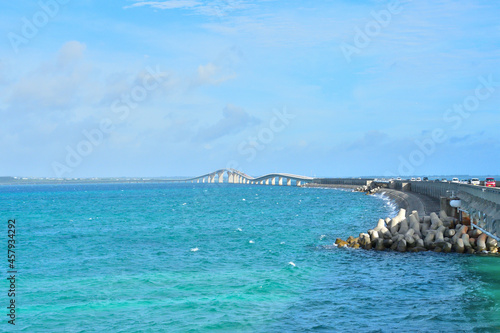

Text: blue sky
xmin=1 ymin=0 xmax=499 ymax=178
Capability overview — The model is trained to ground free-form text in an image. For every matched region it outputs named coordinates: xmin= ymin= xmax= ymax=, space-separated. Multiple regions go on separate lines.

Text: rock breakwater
xmin=356 ymin=183 xmax=383 ymax=195
xmin=335 ymin=208 xmax=498 ymax=254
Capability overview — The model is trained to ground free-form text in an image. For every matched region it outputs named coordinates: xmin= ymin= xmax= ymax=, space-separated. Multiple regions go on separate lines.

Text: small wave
xmin=311 ymin=187 xmax=355 ymax=192
xmin=373 ymin=193 xmax=398 ymax=217
xmin=288 ymin=262 xmax=296 ymax=267
xmin=249 ymin=240 xmax=255 ymax=244
xmin=236 ymin=228 xmax=242 ymax=232
xmin=333 ymin=187 xmax=356 ymax=192
xmin=190 ymin=247 xmax=199 ymax=252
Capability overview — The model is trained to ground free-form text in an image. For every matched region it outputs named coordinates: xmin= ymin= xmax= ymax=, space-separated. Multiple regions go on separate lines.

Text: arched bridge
xmin=170 ymin=169 xmax=314 ymax=186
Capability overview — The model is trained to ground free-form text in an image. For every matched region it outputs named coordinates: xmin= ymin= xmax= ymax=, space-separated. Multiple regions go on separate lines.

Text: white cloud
xmin=7 ymin=41 xmax=94 ymax=113
xmin=125 ymin=0 xmax=254 ymax=16
xmin=194 ymin=104 xmax=260 ymax=142
xmin=195 ymin=62 xmax=236 ymax=85
xmin=125 ymin=0 xmax=202 ymax=10
xmin=57 ymin=41 xmax=86 ymax=68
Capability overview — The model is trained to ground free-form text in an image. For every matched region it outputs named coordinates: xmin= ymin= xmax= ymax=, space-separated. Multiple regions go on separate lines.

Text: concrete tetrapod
xmin=388 ymin=209 xmax=406 ymax=234
xmin=398 ymin=219 xmax=409 ymax=235
xmin=455 ymin=238 xmax=465 ymax=253
xmin=408 ymin=214 xmax=421 ymax=237
xmin=487 ymin=236 xmax=498 ymax=251
xmin=461 ymin=234 xmax=472 ymax=250
xmin=477 ymin=234 xmax=487 ymax=252
xmin=333 ymin=208 xmax=499 ymax=255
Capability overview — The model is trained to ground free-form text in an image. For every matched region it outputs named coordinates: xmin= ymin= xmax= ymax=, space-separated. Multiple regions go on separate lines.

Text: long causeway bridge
xmin=170 ymin=168 xmax=314 ymax=186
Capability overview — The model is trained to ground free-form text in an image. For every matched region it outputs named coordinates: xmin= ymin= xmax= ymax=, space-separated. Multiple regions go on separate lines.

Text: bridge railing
xmin=457 ymin=184 xmax=500 ymax=206
xmin=406 ymin=181 xmax=459 ymax=199
xmin=399 ymin=181 xmax=500 ymax=206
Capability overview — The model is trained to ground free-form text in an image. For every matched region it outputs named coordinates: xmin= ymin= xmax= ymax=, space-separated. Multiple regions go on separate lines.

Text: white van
xmin=471 ymin=178 xmax=480 ymax=185
xmin=451 ymin=178 xmax=460 ymax=183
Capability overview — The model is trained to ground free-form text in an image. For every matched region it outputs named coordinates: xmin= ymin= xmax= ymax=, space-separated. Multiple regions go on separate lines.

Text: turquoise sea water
xmin=2 ymin=183 xmax=500 ymax=332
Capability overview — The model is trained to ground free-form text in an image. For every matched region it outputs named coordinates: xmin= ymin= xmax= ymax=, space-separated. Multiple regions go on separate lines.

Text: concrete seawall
xmin=377 ymin=189 xmax=440 ymax=217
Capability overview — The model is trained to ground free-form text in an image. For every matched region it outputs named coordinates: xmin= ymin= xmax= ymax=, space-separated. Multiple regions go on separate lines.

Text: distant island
xmin=0 ymin=176 xmax=189 ymax=185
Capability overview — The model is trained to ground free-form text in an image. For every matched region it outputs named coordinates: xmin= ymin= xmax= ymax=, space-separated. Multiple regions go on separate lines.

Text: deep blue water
xmin=1 ymin=183 xmax=500 ymax=332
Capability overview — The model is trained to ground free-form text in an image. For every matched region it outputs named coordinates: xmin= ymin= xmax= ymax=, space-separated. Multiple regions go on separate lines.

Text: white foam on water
xmin=236 ymin=228 xmax=242 ymax=232
xmin=280 ymin=241 xmax=285 ymax=245
xmin=320 ymin=235 xmax=327 ymax=240
xmin=330 ymin=187 xmax=355 ymax=193
xmin=249 ymin=240 xmax=255 ymax=244
xmin=288 ymin=262 xmax=296 ymax=267
xmin=190 ymin=247 xmax=199 ymax=252
xmin=373 ymin=193 xmax=398 ymax=217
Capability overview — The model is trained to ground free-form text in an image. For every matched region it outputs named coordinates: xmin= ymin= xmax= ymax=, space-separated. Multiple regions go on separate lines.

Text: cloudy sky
xmin=1 ymin=0 xmax=499 ymax=178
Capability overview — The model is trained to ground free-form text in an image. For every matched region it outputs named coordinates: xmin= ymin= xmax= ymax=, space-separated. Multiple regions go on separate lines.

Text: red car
xmin=486 ymin=178 xmax=496 ymax=187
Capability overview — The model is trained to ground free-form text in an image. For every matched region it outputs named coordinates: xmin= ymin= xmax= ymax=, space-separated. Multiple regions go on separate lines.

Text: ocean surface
xmin=2 ymin=183 xmax=500 ymax=332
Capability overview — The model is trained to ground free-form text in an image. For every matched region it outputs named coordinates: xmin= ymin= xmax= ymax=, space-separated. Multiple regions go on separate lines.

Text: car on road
xmin=411 ymin=177 xmax=416 ymax=181
xmin=441 ymin=178 xmax=448 ymax=182
xmin=416 ymin=177 xmax=422 ymax=181
xmin=451 ymin=178 xmax=460 ymax=183
xmin=471 ymin=178 xmax=480 ymax=186
xmin=486 ymin=178 xmax=496 ymax=187
xmin=423 ymin=177 xmax=429 ymax=181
